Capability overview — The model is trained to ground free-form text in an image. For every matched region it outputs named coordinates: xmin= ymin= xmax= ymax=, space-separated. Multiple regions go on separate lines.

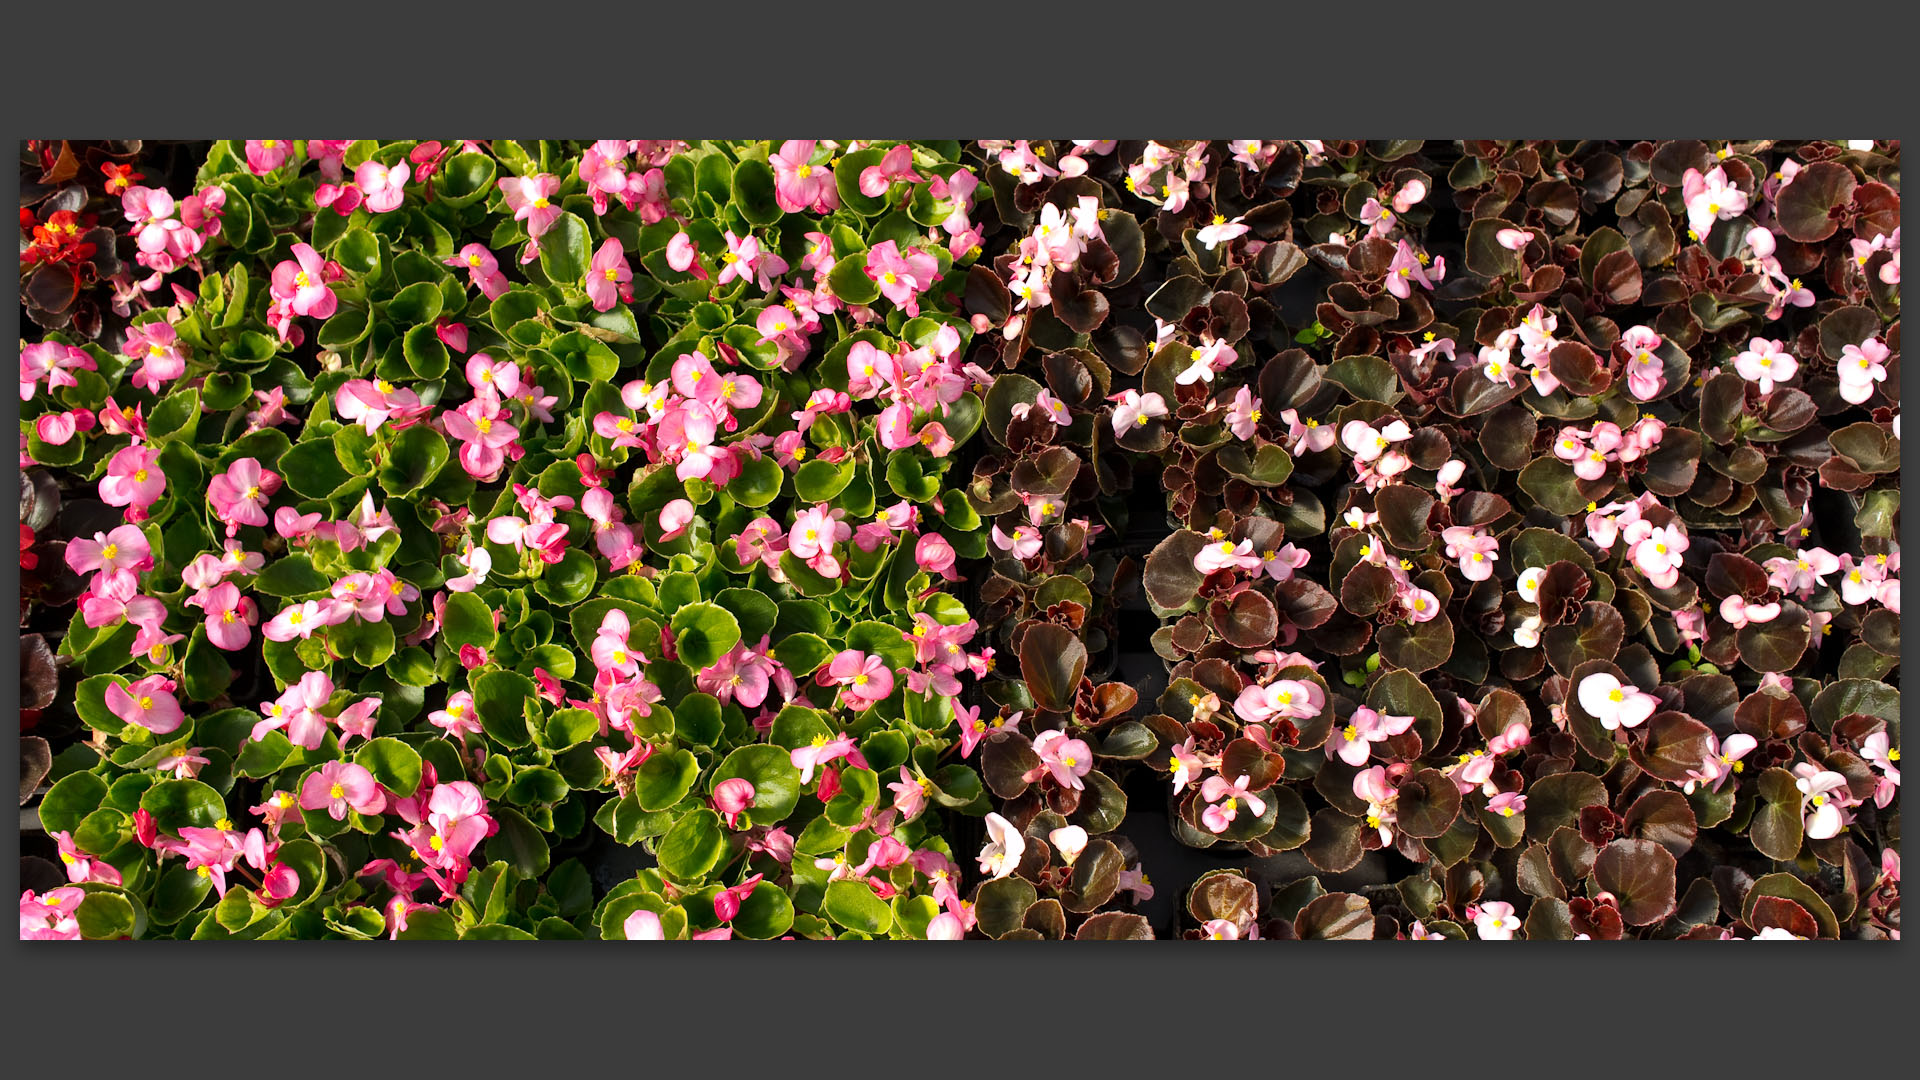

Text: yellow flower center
xmin=1343 ymin=725 xmax=1360 ymax=742
xmin=1608 ymin=688 xmax=1625 ymax=702
xmin=853 ymin=674 xmax=869 ymax=686
xmin=467 ymin=254 xmax=482 ymax=267
xmin=245 ymin=486 xmax=261 ymax=500
xmin=1062 ymin=756 xmax=1077 ymax=768
xmin=294 ymin=271 xmax=311 ymax=288
xmin=102 ymin=543 xmax=119 ymax=559
xmin=475 ymin=417 xmax=492 ymax=434
xmin=329 ymin=783 xmax=345 ymax=799
xmin=531 ymin=197 xmax=549 ymax=209
xmin=134 ymin=469 xmax=150 ymax=482
xmin=882 ymin=271 xmax=899 ymax=285
xmin=796 ymin=164 xmax=813 ymax=179
xmin=1500 ymin=807 xmax=1516 ymax=817
xmin=139 ymin=695 xmax=153 ymax=709
xmin=430 ymin=835 xmax=445 ymax=851
xmin=197 ymin=866 xmax=211 ymax=878
xmin=222 ymin=610 xmax=235 ymax=623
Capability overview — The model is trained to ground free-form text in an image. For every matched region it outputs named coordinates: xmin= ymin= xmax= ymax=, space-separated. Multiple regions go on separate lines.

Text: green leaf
xmin=76 ymin=891 xmax=137 ymax=940
xmin=712 ymin=744 xmax=804 ymax=824
xmin=824 ymin=879 xmax=893 ymax=935
xmin=670 ymin=602 xmax=741 ymax=669
xmin=539 ymin=212 xmax=593 ymax=285
xmin=139 ymin=779 xmax=226 ymax=832
xmin=732 ymin=881 xmax=795 ymax=939
xmin=441 ymin=591 xmax=497 ymax=652
xmin=472 ymin=670 xmax=537 ymax=748
xmin=39 ymin=771 xmax=109 ymax=835
xmin=255 ymin=554 xmax=331 ymax=597
xmin=279 ymin=441 xmax=355 ymax=499
xmin=533 ymin=548 xmax=598 ymax=607
xmin=485 ymin=807 xmax=552 ymax=879
xmin=731 ymin=157 xmax=784 ymax=227
xmin=635 ymin=748 xmax=700 ymax=811
xmin=387 ymin=280 xmax=445 ymax=326
xmin=354 ymin=737 xmax=423 ymax=797
xmin=401 ymin=322 xmax=451 ymax=379
xmin=657 ymin=808 xmax=727 ymax=881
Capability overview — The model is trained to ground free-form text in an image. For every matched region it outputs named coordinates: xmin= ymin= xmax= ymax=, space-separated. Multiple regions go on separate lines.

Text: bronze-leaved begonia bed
xmin=17 ymin=138 xmax=1900 ymax=940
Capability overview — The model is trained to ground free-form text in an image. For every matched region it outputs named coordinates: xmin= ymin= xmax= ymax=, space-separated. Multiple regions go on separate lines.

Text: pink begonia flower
xmin=428 ymin=690 xmax=483 ymax=744
xmin=1496 ymin=227 xmax=1533 ymax=251
xmin=1201 ymin=918 xmax=1258 ymax=940
xmin=863 ymin=240 xmax=939 ymax=317
xmin=657 ymin=498 xmax=695 ymax=542
xmin=977 ymin=812 xmax=1026 ymax=880
xmin=52 ymin=830 xmax=122 ymax=886
xmin=21 ymin=887 xmax=88 ymax=940
xmin=702 ymin=777 xmax=756 ymax=831
xmin=1681 ymin=166 xmax=1748 ymax=240
xmin=262 ymin=598 xmax=331 ymax=642
xmin=824 ymin=650 xmax=894 ymax=710
xmin=1200 ymin=774 xmax=1266 ymax=834
xmin=299 ymin=762 xmax=386 ymax=822
xmin=1385 ymin=239 xmax=1444 ymax=299
xmin=1630 ymin=523 xmax=1689 ymax=589
xmin=354 ymin=159 xmax=410 ymax=213
xmin=1792 ymin=765 xmax=1853 ymax=840
xmin=1341 ymin=418 xmax=1412 ymax=463
xmin=713 ymin=874 xmax=766 ymax=924
xmin=858 ymin=143 xmax=922 ymax=197
xmin=770 ymin=140 xmax=838 ymax=213
xmin=990 ymin=522 xmax=1042 ymax=562
xmin=1576 ymin=672 xmax=1657 ymax=731
xmin=585 ymin=237 xmax=632 ymax=312
xmin=1440 ymin=526 xmax=1500 ymax=582
xmin=1330 ymin=707 xmax=1416 ymax=767
xmin=916 ymin=532 xmax=960 ymax=580
xmin=105 ymin=674 xmax=185 ymax=735
xmin=1110 ymin=389 xmax=1169 ymax=435
xmin=790 ymin=732 xmax=866 ymax=786
xmin=954 ymin=704 xmax=1018 ymax=759
xmin=20 ymin=341 xmax=97 ymax=401
xmin=1836 ymin=338 xmax=1889 ymax=405
xmin=886 ymin=767 xmax=931 ymax=823
xmin=623 ymin=909 xmax=666 ymax=940
xmin=1196 ymin=213 xmax=1251 ymax=250
xmin=1765 ymin=547 xmax=1840 ymax=597
xmin=447 ymin=243 xmax=510 ymax=301
xmin=98 ymin=444 xmax=166 ymax=518
xmin=1011 ymin=388 xmax=1073 ymax=427
xmin=789 ymin=504 xmax=852 ymax=577
xmin=500 ymin=173 xmax=563 ymax=240
xmin=65 ymin=523 xmax=153 ymax=585
xmin=123 ymin=320 xmax=187 ymax=393
xmin=1195 ymin=538 xmax=1262 ymax=575
xmin=1485 ymin=791 xmax=1527 ymax=819
xmin=1280 ymin=409 xmax=1337 ymax=456
xmin=1234 ymin=678 xmax=1325 ymax=727
xmin=1173 ymin=339 xmax=1235 ymax=386
xmin=1255 ymin=543 xmax=1311 ymax=583
xmin=207 ymin=457 xmax=282 ymax=537
xmin=926 ymin=912 xmax=966 ymax=940
xmin=1032 ymin=730 xmax=1095 ymax=791
xmin=1732 ymin=337 xmax=1796 ymax=394
xmin=245 ymin=139 xmax=293 ymax=174
xmin=1683 ymin=732 xmax=1758 ymax=795
xmin=191 ymin=581 xmax=258 ymax=651
xmin=1224 ymin=385 xmax=1261 ymax=440
xmin=335 ymin=697 xmax=382 ymax=747
xmin=1048 ymin=825 xmax=1089 ymax=867
xmin=1860 ymin=731 xmax=1900 ymax=809
xmin=1471 ymin=901 xmax=1521 ymax=940
xmin=314 ymin=179 xmax=362 ymax=216
xmin=270 ymin=242 xmax=338 ymax=319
